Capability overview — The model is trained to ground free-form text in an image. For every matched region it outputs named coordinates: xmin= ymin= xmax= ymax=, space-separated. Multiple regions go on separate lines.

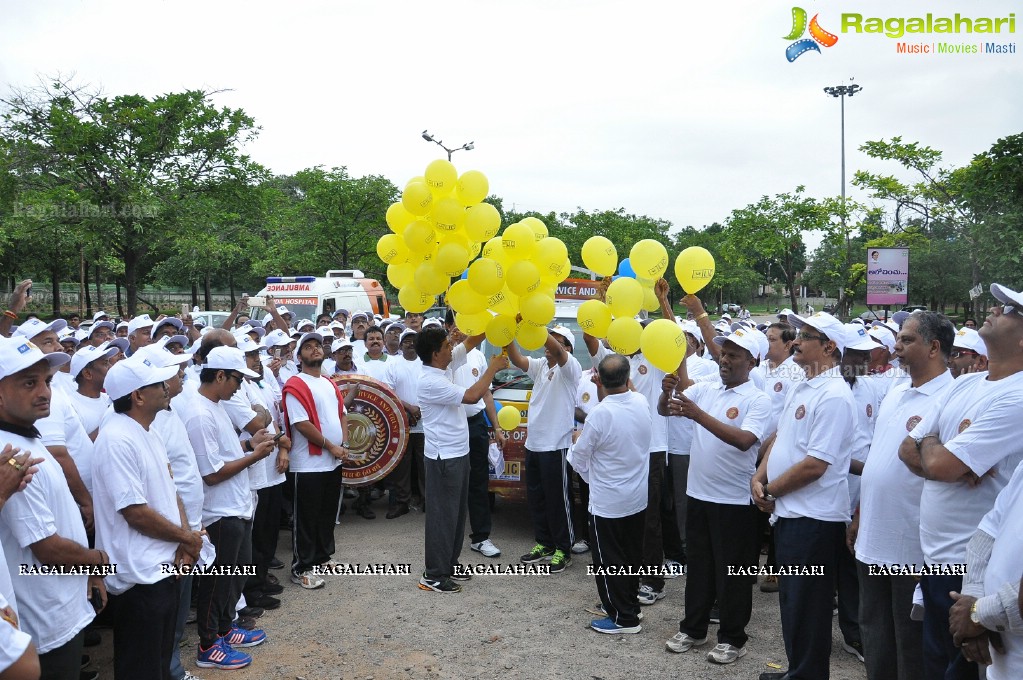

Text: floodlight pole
xmin=421 ymin=130 xmax=474 ymax=161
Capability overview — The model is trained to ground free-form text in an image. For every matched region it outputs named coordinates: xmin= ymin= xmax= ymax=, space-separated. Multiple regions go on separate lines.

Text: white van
xmin=248 ymin=270 xmax=390 ymax=324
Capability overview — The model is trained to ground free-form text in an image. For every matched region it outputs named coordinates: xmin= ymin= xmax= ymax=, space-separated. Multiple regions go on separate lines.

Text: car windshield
xmin=481 ymin=313 xmax=592 ymax=390
xmin=249 ymin=304 xmax=318 ymax=326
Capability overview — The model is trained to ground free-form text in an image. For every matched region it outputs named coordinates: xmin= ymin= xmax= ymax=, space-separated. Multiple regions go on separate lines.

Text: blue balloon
xmin=460 ymin=270 xmax=469 ymax=280
xmin=618 ymin=258 xmax=636 ymax=278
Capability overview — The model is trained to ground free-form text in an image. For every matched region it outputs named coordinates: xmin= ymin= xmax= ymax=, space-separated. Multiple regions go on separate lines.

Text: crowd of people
xmin=1 ymin=273 xmax=1022 ymax=680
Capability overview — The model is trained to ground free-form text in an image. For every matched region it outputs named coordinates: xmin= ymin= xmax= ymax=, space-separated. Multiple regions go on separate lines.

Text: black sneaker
xmin=247 ymin=595 xmax=280 ymax=610
xmin=549 ymin=549 xmax=571 ymax=573
xmin=261 ymin=581 xmax=284 ymax=596
xmin=709 ymin=606 xmax=720 ymax=624
xmin=450 ymin=565 xmax=473 ymax=582
xmin=520 ymin=544 xmax=555 ymax=563
xmin=269 ymin=557 xmax=285 ymax=570
xmin=237 ymin=606 xmax=264 ymax=618
xmin=418 ymin=572 xmax=462 ymax=593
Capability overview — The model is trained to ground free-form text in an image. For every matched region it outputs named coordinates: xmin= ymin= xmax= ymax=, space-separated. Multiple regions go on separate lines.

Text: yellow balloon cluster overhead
xmin=378 ymin=160 xmax=570 ymax=349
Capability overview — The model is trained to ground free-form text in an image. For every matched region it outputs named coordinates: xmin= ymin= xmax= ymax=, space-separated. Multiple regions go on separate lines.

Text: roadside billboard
xmin=866 ymin=248 xmax=909 ymax=306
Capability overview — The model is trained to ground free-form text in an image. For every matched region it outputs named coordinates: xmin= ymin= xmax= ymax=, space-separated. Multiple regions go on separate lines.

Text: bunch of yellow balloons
xmin=377 ymin=160 xmax=571 ymax=351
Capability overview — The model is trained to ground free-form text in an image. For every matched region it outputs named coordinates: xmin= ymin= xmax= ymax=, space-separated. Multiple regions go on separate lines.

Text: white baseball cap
xmin=0 ymin=336 xmax=71 ymax=380
xmin=788 ymin=312 xmax=847 ymax=355
xmin=844 ymin=323 xmax=878 ymax=352
xmin=422 ymin=318 xmax=443 ymax=329
xmin=550 ymin=325 xmax=576 ymax=350
xmin=867 ymin=326 xmax=896 ymax=354
xmin=275 ymin=305 xmax=292 ymax=317
xmin=297 ymin=332 xmax=325 ymax=351
xmin=127 ymin=314 xmax=155 ymax=335
xmin=70 ymin=342 xmax=119 ymax=380
xmin=103 ymin=354 xmax=180 ymax=400
xmin=295 ymin=320 xmax=315 ymax=332
xmin=331 ymin=338 xmax=354 ymax=353
xmin=236 ymin=323 xmax=266 ymax=339
xmin=680 ymin=320 xmax=701 ymax=340
xmin=713 ymin=327 xmax=762 ymax=360
xmin=235 ymin=334 xmax=262 ymax=355
xmin=133 ymin=343 xmax=192 ymax=368
xmin=88 ymin=320 xmax=114 ymax=338
xmin=58 ymin=328 xmax=80 ymax=347
xmin=204 ymin=346 xmax=258 ymax=378
xmin=990 ymin=283 xmax=1023 ymax=309
xmin=953 ymin=327 xmax=987 ymax=357
xmin=13 ymin=317 xmax=68 ymax=340
xmin=107 ymin=337 xmax=130 ymax=355
xmin=151 ymin=317 xmax=183 ymax=338
xmin=262 ymin=329 xmax=292 ymax=349
xmin=777 ymin=308 xmax=794 ymax=319
xmin=398 ymin=328 xmax=418 ymax=344
xmin=92 ymin=310 xmax=112 ymax=322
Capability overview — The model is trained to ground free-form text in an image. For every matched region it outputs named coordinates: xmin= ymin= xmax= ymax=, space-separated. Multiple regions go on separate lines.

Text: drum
xmin=330 ymin=373 xmax=409 ymax=486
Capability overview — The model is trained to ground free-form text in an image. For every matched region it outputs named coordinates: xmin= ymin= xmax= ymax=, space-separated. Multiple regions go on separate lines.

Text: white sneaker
xmin=571 ymin=539 xmax=590 ymax=554
xmin=637 ymin=584 xmax=666 ymax=605
xmin=662 ymin=559 xmax=685 ymax=579
xmin=184 ymin=672 xmax=204 ymax=680
xmin=706 ymin=643 xmax=747 ymax=664
xmin=290 ymin=570 xmax=325 ymax=589
xmin=665 ymin=631 xmax=708 ymax=653
xmin=470 ymin=539 xmax=501 ymax=558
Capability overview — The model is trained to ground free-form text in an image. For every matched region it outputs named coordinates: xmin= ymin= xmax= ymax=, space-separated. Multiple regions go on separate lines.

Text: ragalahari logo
xmin=785 ymin=7 xmax=839 ymax=61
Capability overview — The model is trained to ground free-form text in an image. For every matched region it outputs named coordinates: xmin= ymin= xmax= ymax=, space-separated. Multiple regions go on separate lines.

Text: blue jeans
xmin=169 ymin=573 xmax=194 ymax=680
xmin=920 ymin=574 xmax=979 ymax=680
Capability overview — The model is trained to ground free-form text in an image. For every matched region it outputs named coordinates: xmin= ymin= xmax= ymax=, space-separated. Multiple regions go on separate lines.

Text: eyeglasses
xmin=950 ymin=350 xmax=979 ymax=359
xmin=797 ymin=331 xmax=826 ymax=342
xmin=1002 ymin=304 xmax=1023 ymax=319
xmin=226 ymin=372 xmax=245 ymax=383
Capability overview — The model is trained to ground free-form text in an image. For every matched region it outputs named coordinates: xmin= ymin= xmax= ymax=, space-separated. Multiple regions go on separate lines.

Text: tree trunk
xmin=50 ymin=272 xmax=61 ymax=318
xmin=95 ymin=263 xmax=102 ymax=309
xmin=84 ymin=259 xmax=92 ymax=317
xmin=124 ymin=252 xmax=139 ymax=316
xmin=203 ymin=271 xmax=212 ymax=311
xmin=191 ymin=282 xmax=199 ymax=309
xmin=229 ymin=272 xmax=235 ymax=309
xmin=115 ymin=280 xmax=123 ymax=318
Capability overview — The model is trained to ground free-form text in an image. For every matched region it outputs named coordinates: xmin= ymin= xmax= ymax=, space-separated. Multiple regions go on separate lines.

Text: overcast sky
xmin=2 ymin=0 xmax=1019 ymax=253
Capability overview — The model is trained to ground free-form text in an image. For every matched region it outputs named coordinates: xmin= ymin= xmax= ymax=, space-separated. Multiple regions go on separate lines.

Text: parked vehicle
xmin=191 ymin=310 xmax=231 ymax=328
xmin=248 ymin=270 xmax=389 ymax=324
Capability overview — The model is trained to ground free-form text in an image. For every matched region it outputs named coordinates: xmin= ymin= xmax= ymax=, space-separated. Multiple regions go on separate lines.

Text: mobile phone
xmin=273 ymin=347 xmax=282 ymax=360
xmin=90 ymin=586 xmax=103 ymax=612
xmin=248 ymin=296 xmax=266 ymax=308
xmin=24 ymin=285 xmax=31 ymax=300
xmin=273 ymin=431 xmax=285 ymax=443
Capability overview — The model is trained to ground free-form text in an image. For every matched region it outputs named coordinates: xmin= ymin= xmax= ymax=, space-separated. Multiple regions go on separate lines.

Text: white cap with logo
xmin=104 ymin=355 xmax=180 ymax=400
xmin=0 ymin=337 xmax=71 ymax=380
xmin=788 ymin=312 xmax=847 ymax=355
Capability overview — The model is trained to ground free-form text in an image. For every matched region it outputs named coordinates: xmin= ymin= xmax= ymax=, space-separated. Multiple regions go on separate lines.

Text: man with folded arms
xmin=94 ymin=352 xmax=203 ymax=679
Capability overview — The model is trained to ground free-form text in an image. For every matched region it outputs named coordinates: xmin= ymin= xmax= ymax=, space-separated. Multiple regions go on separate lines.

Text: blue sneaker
xmin=196 ymin=638 xmax=252 ymax=669
xmin=590 ymin=616 xmax=641 ymax=634
xmin=223 ymin=624 xmax=267 ymax=648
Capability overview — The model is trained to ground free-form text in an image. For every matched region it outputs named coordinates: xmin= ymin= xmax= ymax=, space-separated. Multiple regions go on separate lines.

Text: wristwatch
xmin=763 ymin=484 xmax=776 ymax=502
xmin=341 ymin=441 xmax=350 ymax=449
xmin=970 ymin=600 xmax=981 ymax=625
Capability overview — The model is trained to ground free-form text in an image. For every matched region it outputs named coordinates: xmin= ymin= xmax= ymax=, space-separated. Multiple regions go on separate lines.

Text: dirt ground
xmin=85 ymin=494 xmax=868 ymax=680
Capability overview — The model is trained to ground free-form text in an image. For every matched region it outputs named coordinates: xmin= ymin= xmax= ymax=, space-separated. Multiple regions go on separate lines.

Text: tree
xmin=0 ymin=79 xmax=262 ymax=314
xmin=722 ymin=187 xmax=829 ymax=312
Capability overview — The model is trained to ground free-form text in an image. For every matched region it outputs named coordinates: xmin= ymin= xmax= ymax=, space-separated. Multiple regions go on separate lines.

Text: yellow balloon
xmin=485 ymin=314 xmax=518 ymax=347
xmin=430 ymin=196 xmax=464 ymax=233
xmin=605 ymin=277 xmax=644 ymax=318
xmin=642 ymin=286 xmax=659 ymax=312
xmin=386 ymin=202 xmax=415 ymax=234
xmin=456 ymin=170 xmax=489 ymax=206
xmin=413 ymin=263 xmax=449 ymax=296
xmin=464 ymin=203 xmax=502 ymax=242
xmin=534 ymin=237 xmax=568 ymax=277
xmin=446 ymin=279 xmax=488 ymax=314
xmin=437 ymin=230 xmax=470 ymax=250
xmin=674 ymin=247 xmax=716 ymax=294
xmin=482 ymin=236 xmax=505 ymax=262
xmin=576 ymin=300 xmax=613 ymax=338
xmin=640 ymin=319 xmax=687 ymax=373
xmin=606 ymin=317 xmax=643 ymax=355
xmin=467 ymin=258 xmax=504 ymax=296
xmin=516 ymin=322 xmax=548 ymax=351
xmin=406 ymin=175 xmax=426 ymax=187
xmin=376 ymin=233 xmax=409 ymax=264
xmin=581 ymin=236 xmax=618 ymax=277
xmin=487 ymin=287 xmax=519 ymax=317
xmin=520 ymin=216 xmax=548 ymax=242
xmin=455 ymin=311 xmax=491 ymax=336
xmin=424 ymin=159 xmax=458 ymax=196
xmin=506 ymin=260 xmax=541 ymax=297
xmin=402 ymin=181 xmax=434 ymax=216
xmin=520 ymin=292 xmax=555 ymax=326
xmin=387 ymin=262 xmax=415 ymax=289
xmin=630 ymin=239 xmax=669 ymax=280
xmin=398 ymin=284 xmax=434 ymax=314
xmin=497 ymin=405 xmax=522 ymax=431
xmin=468 ymin=241 xmax=482 ymax=258
xmin=436 ymin=242 xmax=470 ymax=278
xmin=501 ymin=223 xmax=536 ymax=261
xmin=403 ymin=220 xmax=436 ymax=253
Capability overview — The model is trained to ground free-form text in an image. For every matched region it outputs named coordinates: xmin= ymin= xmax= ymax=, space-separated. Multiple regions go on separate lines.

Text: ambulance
xmin=248 ymin=270 xmax=390 ymax=323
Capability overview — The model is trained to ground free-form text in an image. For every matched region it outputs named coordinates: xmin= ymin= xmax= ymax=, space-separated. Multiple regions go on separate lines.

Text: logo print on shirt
xmin=471 ymin=368 xmax=479 ymax=377
xmin=794 ymin=404 xmax=806 ymax=420
xmin=547 ymin=370 xmax=555 ymax=381
xmin=638 ymin=365 xmax=648 ymax=375
xmin=866 ymin=404 xmax=873 ymax=418
xmin=906 ymin=415 xmax=922 ymax=432
xmin=581 ymin=392 xmax=591 ymax=403
xmin=774 ymin=381 xmax=783 ymax=393
xmin=958 ymin=418 xmax=972 ymax=434
xmin=726 ymin=407 xmax=739 ymax=420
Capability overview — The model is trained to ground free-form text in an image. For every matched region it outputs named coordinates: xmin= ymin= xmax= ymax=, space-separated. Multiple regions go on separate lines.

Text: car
xmin=719 ymin=303 xmax=742 ymax=315
xmin=190 ymin=310 xmax=231 ymax=328
xmin=901 ymin=305 xmax=927 ymax=313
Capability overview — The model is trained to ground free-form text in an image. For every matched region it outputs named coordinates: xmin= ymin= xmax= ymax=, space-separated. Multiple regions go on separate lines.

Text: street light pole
xmin=823 ymin=80 xmax=863 ymax=317
xmin=421 ymin=130 xmax=474 ymax=161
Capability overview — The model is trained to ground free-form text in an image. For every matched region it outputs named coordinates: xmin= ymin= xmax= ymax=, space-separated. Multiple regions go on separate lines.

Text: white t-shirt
xmin=385 ymin=354 xmax=425 ymax=434
xmin=768 ymin=365 xmax=856 ymax=522
xmin=453 ymin=348 xmax=488 ymax=418
xmin=757 ymin=355 xmax=804 ymax=418
xmin=360 ymin=354 xmax=391 ymax=383
xmin=667 ymin=353 xmax=722 ymax=455
xmin=975 ymin=462 xmax=1023 ymax=679
xmin=856 ymin=371 xmax=954 ymax=567
xmin=0 ymin=591 xmax=31 ymax=675
xmin=418 ymin=344 xmax=472 ymax=460
xmin=36 ymin=385 xmax=96 ymax=495
xmin=592 ymin=344 xmax=667 ymax=453
xmin=93 ymin=413 xmax=180 ymax=595
xmin=69 ymin=390 xmax=111 ymax=439
xmin=284 ymin=373 xmax=345 ymax=473
xmin=279 ymin=360 xmax=299 ymax=385
xmin=910 ymin=371 xmax=1023 ymax=565
xmin=524 ymin=352 xmax=581 ymax=452
xmin=568 ymin=391 xmax=651 ymax=518
xmin=845 ymin=376 xmax=885 ymax=516
xmin=684 ymin=380 xmax=773 ymax=505
xmin=575 ymin=368 xmax=597 ymax=427
xmin=153 ymin=407 xmax=205 ymax=531
xmin=249 ymin=378 xmax=286 ymax=488
xmin=0 ymin=432 xmax=95 ymax=653
xmin=186 ymin=394 xmax=255 ymax=525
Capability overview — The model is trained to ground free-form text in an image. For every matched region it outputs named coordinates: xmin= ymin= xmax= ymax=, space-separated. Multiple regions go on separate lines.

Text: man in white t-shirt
xmin=948 ymin=326 xmax=988 ymax=378
xmin=0 ymin=337 xmax=104 ymax=680
xmin=752 ymin=312 xmax=856 ymax=680
xmin=187 ymin=346 xmax=274 ymax=670
xmin=852 ymin=311 xmax=955 ymax=680
xmin=897 ymin=284 xmax=1023 ymax=680
xmin=95 ymin=352 xmax=204 ymax=680
xmin=69 ymin=342 xmax=118 ymax=440
xmin=569 ymin=353 xmax=651 ymax=635
xmin=509 ymin=324 xmax=582 ymax=574
xmin=382 ymin=328 xmax=423 ymax=519
xmin=415 ymin=326 xmax=506 ymax=593
xmin=660 ymin=328 xmax=772 ymax=665
xmin=281 ymin=332 xmax=350 ymax=591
